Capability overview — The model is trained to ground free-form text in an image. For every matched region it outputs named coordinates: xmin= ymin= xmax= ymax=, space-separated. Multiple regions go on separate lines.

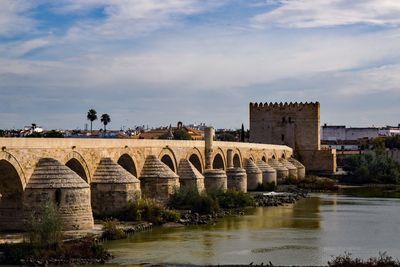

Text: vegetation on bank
xmin=340 ymin=185 xmax=400 ymax=198
xmin=256 ymin=182 xmax=277 ymax=192
xmin=342 ymin=152 xmax=400 ymax=184
xmin=328 ymin=252 xmax=400 ymax=267
xmin=281 ymin=176 xmax=338 ymax=191
xmin=105 ymin=198 xmax=181 ymax=225
xmin=0 ymin=204 xmax=110 ymax=265
xmin=101 ymin=219 xmax=127 ymax=240
xmin=168 ymin=187 xmax=255 ymax=214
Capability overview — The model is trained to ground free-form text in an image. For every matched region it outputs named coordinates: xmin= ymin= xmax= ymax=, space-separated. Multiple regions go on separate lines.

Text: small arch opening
xmin=282 ymin=153 xmax=286 ymax=159
xmin=118 ymin=154 xmax=138 ymax=177
xmin=212 ymin=154 xmax=225 ymax=170
xmin=233 ymin=154 xmax=241 ymax=168
xmin=189 ymin=154 xmax=202 ymax=173
xmin=272 ymin=155 xmax=276 ymax=159
xmin=161 ymin=154 xmax=175 ymax=172
xmin=55 ymin=188 xmax=62 ymax=207
xmin=66 ymin=158 xmax=88 ymax=182
xmin=262 ymin=156 xmax=267 ymax=162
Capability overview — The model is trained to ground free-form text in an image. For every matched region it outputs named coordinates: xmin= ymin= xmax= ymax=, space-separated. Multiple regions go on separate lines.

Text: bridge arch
xmin=64 ymin=151 xmax=90 ymax=183
xmin=0 ymin=151 xmax=26 ymax=188
xmin=159 ymin=147 xmax=178 ymax=173
xmin=117 ymin=153 xmax=138 ymax=177
xmin=212 ymin=148 xmax=226 ymax=170
xmin=186 ymin=148 xmax=204 ymax=173
xmin=0 ymin=154 xmax=25 ymax=230
xmin=247 ymin=153 xmax=256 ymax=162
xmin=232 ymin=148 xmax=243 ymax=168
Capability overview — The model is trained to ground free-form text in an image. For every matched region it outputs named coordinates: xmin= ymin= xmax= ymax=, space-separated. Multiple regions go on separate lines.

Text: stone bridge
xmin=0 ymin=128 xmax=302 ymax=231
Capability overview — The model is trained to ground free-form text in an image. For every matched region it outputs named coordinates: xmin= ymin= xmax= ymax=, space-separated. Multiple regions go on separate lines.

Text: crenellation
xmin=249 ymin=101 xmax=320 ymax=112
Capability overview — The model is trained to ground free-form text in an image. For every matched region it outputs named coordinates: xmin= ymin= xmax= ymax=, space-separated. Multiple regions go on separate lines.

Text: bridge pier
xmin=139 ymin=155 xmax=180 ymax=203
xmin=91 ymin=158 xmax=141 ymax=217
xmin=24 ymin=158 xmax=94 ymax=231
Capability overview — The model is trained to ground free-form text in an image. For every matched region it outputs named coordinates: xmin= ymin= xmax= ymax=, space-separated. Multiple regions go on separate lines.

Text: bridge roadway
xmin=0 ymin=136 xmax=292 ymax=231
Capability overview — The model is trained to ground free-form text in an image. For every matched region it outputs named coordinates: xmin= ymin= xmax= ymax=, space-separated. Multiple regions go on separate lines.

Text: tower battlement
xmin=249 ymin=102 xmax=320 ymax=110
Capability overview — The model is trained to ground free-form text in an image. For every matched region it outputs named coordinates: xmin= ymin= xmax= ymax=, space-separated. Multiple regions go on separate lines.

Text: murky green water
xmin=104 ymin=192 xmax=400 ymax=266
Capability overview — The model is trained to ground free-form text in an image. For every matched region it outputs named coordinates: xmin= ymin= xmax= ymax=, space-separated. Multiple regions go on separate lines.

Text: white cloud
xmin=0 ymin=0 xmax=37 ymax=36
xmin=252 ymin=0 xmax=400 ymax=28
xmin=54 ymin=0 xmax=224 ymax=39
xmin=1 ymin=1 xmax=400 ymax=128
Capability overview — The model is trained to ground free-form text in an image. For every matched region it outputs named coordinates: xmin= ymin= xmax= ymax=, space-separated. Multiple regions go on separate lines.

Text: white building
xmin=379 ymin=125 xmax=400 ymax=137
xmin=321 ymin=124 xmax=379 ymax=141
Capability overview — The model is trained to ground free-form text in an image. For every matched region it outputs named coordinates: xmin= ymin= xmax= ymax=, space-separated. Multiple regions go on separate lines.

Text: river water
xmin=104 ymin=192 xmax=400 ymax=266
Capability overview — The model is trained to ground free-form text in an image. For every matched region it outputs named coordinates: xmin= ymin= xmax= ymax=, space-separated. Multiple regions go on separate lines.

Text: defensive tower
xmin=250 ymin=102 xmax=336 ymax=174
xmin=249 ymin=102 xmax=320 ymax=150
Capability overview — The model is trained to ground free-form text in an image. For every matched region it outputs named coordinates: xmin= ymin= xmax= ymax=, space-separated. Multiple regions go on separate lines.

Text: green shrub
xmin=328 ymin=252 xmax=400 ymax=267
xmin=342 ymin=153 xmax=400 ymax=184
xmin=168 ymin=186 xmax=219 ymax=214
xmin=299 ymin=176 xmax=338 ymax=191
xmin=256 ymin=182 xmax=276 ymax=192
xmin=214 ymin=190 xmax=255 ymax=209
xmin=116 ymin=198 xmax=181 ymax=225
xmin=101 ymin=219 xmax=126 ymax=240
xmin=26 ymin=203 xmax=63 ymax=249
xmin=281 ymin=176 xmax=300 ymax=185
xmin=169 ymin=187 xmax=255 ymax=212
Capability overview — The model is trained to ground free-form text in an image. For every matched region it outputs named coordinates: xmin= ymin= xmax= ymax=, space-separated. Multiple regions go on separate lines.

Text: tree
xmin=101 ymin=113 xmax=111 ymax=132
xmin=240 ymin=123 xmax=245 ymax=142
xmin=173 ymin=129 xmax=192 ymax=140
xmin=87 ymin=109 xmax=98 ymax=133
xmin=218 ymin=133 xmax=236 ymax=141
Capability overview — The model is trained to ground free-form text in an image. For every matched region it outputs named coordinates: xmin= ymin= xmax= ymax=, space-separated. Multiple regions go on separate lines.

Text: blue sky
xmin=1 ymin=0 xmax=399 ymax=130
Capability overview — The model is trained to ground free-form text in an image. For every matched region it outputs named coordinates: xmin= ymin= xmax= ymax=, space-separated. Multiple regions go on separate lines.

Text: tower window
xmin=282 ymin=117 xmax=286 ymax=123
xmin=281 ymin=134 xmax=285 ymax=141
xmin=288 ymin=117 xmax=292 ymax=123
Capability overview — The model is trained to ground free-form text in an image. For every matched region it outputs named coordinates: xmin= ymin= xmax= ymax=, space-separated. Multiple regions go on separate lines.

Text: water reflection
xmin=104 ymin=194 xmax=400 ymax=266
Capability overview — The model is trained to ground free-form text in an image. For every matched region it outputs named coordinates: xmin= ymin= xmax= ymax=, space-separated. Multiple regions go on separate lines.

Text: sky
xmin=0 ymin=0 xmax=400 ymax=130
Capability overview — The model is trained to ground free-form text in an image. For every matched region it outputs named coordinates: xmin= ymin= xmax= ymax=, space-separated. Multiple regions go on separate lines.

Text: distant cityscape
xmin=0 ymin=121 xmax=248 ymax=142
xmin=1 ymin=121 xmax=400 ymax=152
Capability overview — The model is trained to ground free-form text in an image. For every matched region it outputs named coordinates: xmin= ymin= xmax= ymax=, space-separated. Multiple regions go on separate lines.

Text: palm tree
xmin=87 ymin=109 xmax=97 ymax=133
xmin=101 ymin=113 xmax=111 ymax=132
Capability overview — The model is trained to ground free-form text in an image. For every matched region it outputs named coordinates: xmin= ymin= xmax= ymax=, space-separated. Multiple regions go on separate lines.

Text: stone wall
xmin=298 ymin=149 xmax=337 ymax=174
